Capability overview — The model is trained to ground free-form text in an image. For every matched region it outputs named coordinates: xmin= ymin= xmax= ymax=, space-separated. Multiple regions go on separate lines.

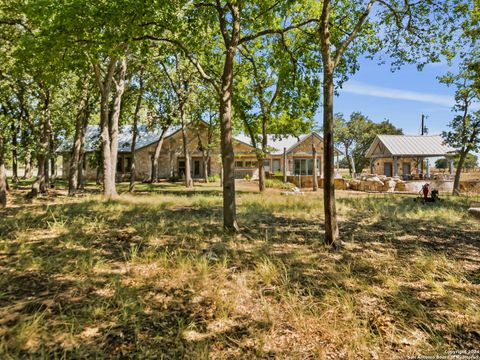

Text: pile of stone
xmin=347 ymin=174 xmax=406 ymax=192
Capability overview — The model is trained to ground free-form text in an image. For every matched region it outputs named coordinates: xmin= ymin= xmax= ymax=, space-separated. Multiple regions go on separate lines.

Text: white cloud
xmin=342 ymin=81 xmax=455 ymax=107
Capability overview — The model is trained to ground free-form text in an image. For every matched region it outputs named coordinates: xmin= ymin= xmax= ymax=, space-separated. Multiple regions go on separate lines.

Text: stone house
xmin=60 ymin=122 xmax=338 ymax=182
xmin=365 ymin=134 xmax=456 ymax=178
xmin=234 ymin=132 xmax=342 ymax=179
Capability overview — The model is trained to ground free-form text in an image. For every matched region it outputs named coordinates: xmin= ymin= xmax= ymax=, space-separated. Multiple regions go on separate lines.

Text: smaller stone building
xmin=365 ymin=135 xmax=456 ymax=178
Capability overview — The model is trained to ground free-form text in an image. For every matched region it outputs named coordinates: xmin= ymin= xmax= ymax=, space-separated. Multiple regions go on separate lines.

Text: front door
xmin=402 ymin=162 xmax=411 ymax=175
xmin=193 ymin=159 xmax=203 ymax=178
xmin=178 ymin=160 xmax=186 ymax=178
xmin=384 ymin=162 xmax=393 ymax=177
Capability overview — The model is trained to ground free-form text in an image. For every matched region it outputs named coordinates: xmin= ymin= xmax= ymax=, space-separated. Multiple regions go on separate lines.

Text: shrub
xmin=168 ymin=175 xmax=181 ymax=182
xmin=244 ymin=174 xmax=252 ymax=181
xmin=208 ymin=174 xmax=220 ymax=182
xmin=265 ymin=178 xmax=295 ymax=190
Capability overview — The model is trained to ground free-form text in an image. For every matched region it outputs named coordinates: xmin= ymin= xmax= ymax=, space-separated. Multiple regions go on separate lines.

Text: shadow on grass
xmin=0 ymin=193 xmax=479 ymax=357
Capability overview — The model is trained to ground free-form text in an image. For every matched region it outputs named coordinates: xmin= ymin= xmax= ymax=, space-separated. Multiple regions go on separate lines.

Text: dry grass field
xmin=0 ymin=180 xmax=479 ymax=359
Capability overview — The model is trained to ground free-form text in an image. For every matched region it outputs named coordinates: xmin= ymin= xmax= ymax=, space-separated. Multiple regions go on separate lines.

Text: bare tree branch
xmin=239 ymin=18 xmax=318 ymax=45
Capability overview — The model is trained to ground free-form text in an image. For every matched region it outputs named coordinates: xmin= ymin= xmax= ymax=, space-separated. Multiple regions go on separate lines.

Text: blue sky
xmin=326 ymin=57 xmax=459 ymax=135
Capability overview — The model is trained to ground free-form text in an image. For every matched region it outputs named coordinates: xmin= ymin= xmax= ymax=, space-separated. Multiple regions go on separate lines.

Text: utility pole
xmin=420 ymin=114 xmax=429 ymax=176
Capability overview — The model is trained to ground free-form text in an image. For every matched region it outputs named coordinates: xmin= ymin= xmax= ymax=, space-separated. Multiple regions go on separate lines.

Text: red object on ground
xmin=422 ymin=183 xmax=429 ymax=200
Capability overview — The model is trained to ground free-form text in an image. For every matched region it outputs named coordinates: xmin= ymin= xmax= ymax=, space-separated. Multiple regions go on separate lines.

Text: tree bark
xmin=129 ymin=74 xmax=144 ymax=192
xmin=11 ymin=122 xmax=18 ymax=183
xmin=322 ymin=67 xmax=339 ymax=245
xmin=350 ymin=155 xmax=356 ymax=178
xmin=0 ymin=134 xmax=7 ymax=209
xmin=181 ymin=115 xmax=193 ymax=188
xmin=68 ymin=79 xmax=90 ymax=196
xmin=24 ymin=152 xmax=33 ymax=179
xmin=320 ymin=1 xmax=339 ymax=246
xmin=30 ymin=87 xmax=51 ymax=198
xmin=109 ymin=57 xmax=128 ymax=192
xmin=77 ymin=152 xmax=85 ymax=189
xmin=94 ymin=57 xmax=118 ymax=197
xmin=257 ymin=158 xmax=266 ymax=192
xmin=217 ymin=4 xmax=240 ymax=232
xmin=203 ymin=155 xmax=209 ymax=183
xmin=312 ymin=144 xmax=318 ymax=191
xmin=151 ymin=127 xmax=168 ymax=182
xmin=453 ymin=149 xmax=468 ymax=195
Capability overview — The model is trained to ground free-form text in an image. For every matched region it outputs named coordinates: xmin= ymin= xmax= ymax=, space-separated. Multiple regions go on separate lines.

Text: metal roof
xmin=366 ymin=135 xmax=457 ymax=158
xmin=234 ymin=134 xmax=302 ymax=155
xmin=59 ymin=125 xmax=342 ymax=156
xmin=235 ymin=132 xmax=342 ymax=155
xmin=58 ymin=124 xmax=180 ymax=153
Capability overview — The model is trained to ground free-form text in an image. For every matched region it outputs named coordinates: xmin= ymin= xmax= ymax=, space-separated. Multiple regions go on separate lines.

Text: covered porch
xmin=365 ymin=135 xmax=457 ymax=179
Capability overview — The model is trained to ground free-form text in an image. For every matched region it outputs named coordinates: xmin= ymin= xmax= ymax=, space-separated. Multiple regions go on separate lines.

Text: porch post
xmin=283 ymin=147 xmax=287 ymax=183
xmin=312 ymin=144 xmax=318 ymax=191
xmin=336 ymin=154 xmax=339 ymax=176
xmin=393 ymin=156 xmax=398 ymax=177
xmin=448 ymin=157 xmax=454 ymax=175
xmin=426 ymin=159 xmax=431 ymax=178
xmin=416 ymin=157 xmax=421 ymax=175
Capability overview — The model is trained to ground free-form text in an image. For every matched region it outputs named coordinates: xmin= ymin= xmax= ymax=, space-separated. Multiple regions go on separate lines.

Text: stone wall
xmin=370 ymin=157 xmax=418 ymax=176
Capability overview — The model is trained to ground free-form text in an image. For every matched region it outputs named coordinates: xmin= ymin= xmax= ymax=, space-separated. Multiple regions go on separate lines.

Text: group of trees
xmin=334 ymin=112 xmax=402 ymax=177
xmin=439 ymin=3 xmax=479 ymax=195
xmin=0 ymin=0 xmax=475 ymax=246
xmin=435 ymin=154 xmax=478 ymax=171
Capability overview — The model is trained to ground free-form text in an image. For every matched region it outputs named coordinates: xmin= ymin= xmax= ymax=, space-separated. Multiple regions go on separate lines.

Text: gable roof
xmin=366 ymin=135 xmax=457 ymax=158
xmin=59 ymin=124 xmax=342 ymax=157
xmin=235 ymin=132 xmax=342 ymax=155
xmin=58 ymin=124 xmax=181 ymax=154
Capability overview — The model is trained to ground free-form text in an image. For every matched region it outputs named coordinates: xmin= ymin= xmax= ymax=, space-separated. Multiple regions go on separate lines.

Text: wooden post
xmin=312 ymin=144 xmax=318 ymax=191
xmin=283 ymin=147 xmax=287 ymax=183
xmin=335 ymin=154 xmax=339 ymax=177
xmin=448 ymin=157 xmax=454 ymax=175
xmin=369 ymin=158 xmax=373 ymax=174
xmin=393 ymin=156 xmax=398 ymax=177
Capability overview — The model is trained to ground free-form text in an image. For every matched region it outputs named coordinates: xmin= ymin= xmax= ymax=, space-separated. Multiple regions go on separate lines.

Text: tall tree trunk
xmin=99 ymin=86 xmax=115 ymax=196
xmin=312 ymin=144 xmax=318 ymax=191
xmin=350 ymin=155 xmax=356 ymax=178
xmin=217 ymin=5 xmax=240 ymax=231
xmin=30 ymin=88 xmax=51 ymax=197
xmin=24 ymin=152 xmax=33 ymax=179
xmin=69 ymin=79 xmax=90 ymax=196
xmin=203 ymin=154 xmax=209 ymax=183
xmin=322 ymin=66 xmax=339 ymax=245
xmin=219 ymin=58 xmax=239 ymax=230
xmin=77 ymin=111 xmax=89 ymax=190
xmin=320 ymin=1 xmax=339 ymax=246
xmin=151 ymin=127 xmax=168 ymax=182
xmin=50 ymin=156 xmax=56 ymax=185
xmin=181 ymin=115 xmax=193 ymax=188
xmin=94 ymin=58 xmax=117 ymax=197
xmin=77 ymin=153 xmax=85 ymax=190
xmin=257 ymin=156 xmax=266 ymax=192
xmin=11 ymin=122 xmax=18 ymax=183
xmin=344 ymin=145 xmax=353 ymax=176
xmin=129 ymin=74 xmax=144 ymax=192
xmin=453 ymin=149 xmax=468 ymax=195
xmin=0 ymin=134 xmax=7 ymax=209
xmin=109 ymin=57 xmax=128 ymax=192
